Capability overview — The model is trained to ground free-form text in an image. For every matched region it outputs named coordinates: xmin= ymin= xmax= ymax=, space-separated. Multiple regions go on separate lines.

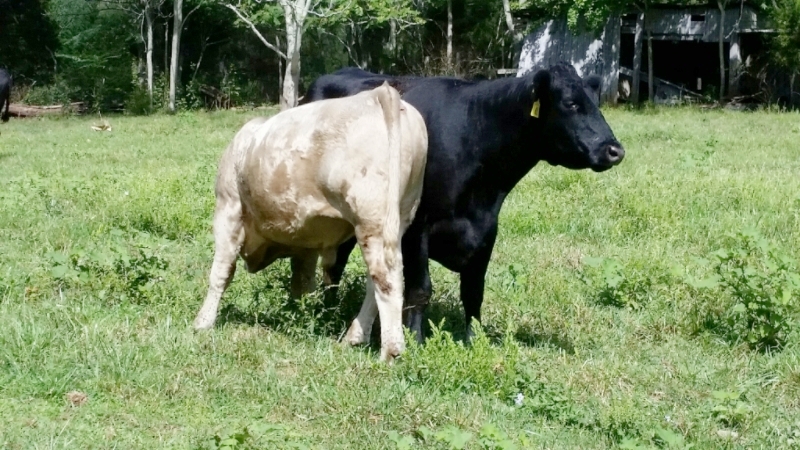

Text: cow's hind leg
xmin=346 ymin=229 xmax=405 ymax=362
xmin=194 ymin=201 xmax=243 ymax=330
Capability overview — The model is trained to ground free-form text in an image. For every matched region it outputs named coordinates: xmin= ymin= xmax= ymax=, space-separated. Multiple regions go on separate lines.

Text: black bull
xmin=302 ymin=63 xmax=625 ymax=342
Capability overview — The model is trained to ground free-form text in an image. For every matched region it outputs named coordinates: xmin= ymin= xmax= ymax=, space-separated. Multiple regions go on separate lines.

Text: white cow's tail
xmin=376 ymin=82 xmax=402 ymax=268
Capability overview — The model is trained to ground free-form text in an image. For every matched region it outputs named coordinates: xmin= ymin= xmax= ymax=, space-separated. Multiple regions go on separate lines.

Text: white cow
xmin=193 ymin=83 xmax=428 ymax=362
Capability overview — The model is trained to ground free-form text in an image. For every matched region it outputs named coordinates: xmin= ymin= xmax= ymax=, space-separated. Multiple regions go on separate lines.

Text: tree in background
xmin=771 ymin=0 xmax=800 ymax=100
xmin=46 ymin=0 xmax=138 ymax=109
xmin=0 ymin=0 xmax=59 ymax=84
xmin=144 ymin=0 xmax=168 ymax=106
xmin=7 ymin=0 xmax=798 ymax=111
xmin=223 ymin=0 xmax=421 ymax=108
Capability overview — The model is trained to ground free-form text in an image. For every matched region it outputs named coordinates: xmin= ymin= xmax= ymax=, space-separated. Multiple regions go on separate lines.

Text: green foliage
xmin=519 ymin=0 xmax=630 ymax=33
xmin=23 ymin=77 xmax=74 ymax=107
xmin=318 ymin=0 xmax=423 ymax=30
xmin=770 ymin=0 xmax=800 ymax=76
xmin=400 ymin=320 xmax=520 ymax=398
xmin=0 ymin=0 xmax=59 ymax=82
xmin=124 ymin=84 xmax=155 ymax=115
xmin=46 ymin=229 xmax=169 ymax=304
xmin=198 ymin=421 xmax=310 ymax=450
xmin=580 ymin=257 xmax=654 ymax=309
xmin=388 ymin=422 xmax=529 ymax=450
xmin=48 ymin=0 xmax=137 ymax=110
xmin=617 ymin=427 xmax=693 ymax=450
xmin=686 ymin=230 xmax=800 ymax=348
xmin=709 ymin=390 xmax=750 ymax=428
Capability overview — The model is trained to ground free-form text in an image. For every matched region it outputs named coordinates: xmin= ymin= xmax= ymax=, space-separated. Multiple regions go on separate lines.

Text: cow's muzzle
xmin=591 ymin=142 xmax=625 ymax=171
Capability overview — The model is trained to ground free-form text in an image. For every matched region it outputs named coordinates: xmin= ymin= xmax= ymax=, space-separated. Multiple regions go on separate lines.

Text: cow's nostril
xmin=606 ymin=145 xmax=624 ymax=162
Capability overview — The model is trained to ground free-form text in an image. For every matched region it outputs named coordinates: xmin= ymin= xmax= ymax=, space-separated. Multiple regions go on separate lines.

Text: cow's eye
xmin=566 ymin=102 xmax=579 ymax=111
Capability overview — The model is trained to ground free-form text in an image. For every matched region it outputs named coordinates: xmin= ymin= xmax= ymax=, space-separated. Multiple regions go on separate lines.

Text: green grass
xmin=1 ymin=107 xmax=800 ymax=449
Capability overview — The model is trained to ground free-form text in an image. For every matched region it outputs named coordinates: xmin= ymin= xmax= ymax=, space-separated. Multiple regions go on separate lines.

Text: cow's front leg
xmin=320 ymin=239 xmax=357 ymax=310
xmin=344 ymin=277 xmax=377 ymax=346
xmin=401 ymin=222 xmax=431 ymax=344
xmin=194 ymin=200 xmax=244 ymax=330
xmin=290 ymin=250 xmax=319 ymax=299
xmin=460 ymin=225 xmax=497 ymax=341
xmin=321 ymin=238 xmax=357 ymax=287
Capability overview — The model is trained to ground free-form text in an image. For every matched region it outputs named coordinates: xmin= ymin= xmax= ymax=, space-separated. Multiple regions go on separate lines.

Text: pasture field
xmin=1 ymin=107 xmax=800 ymax=449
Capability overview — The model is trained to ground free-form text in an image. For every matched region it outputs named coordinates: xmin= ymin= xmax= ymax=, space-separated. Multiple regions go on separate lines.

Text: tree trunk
xmin=446 ymin=0 xmax=453 ymax=69
xmin=632 ymin=12 xmax=644 ymax=104
xmin=647 ymin=30 xmax=654 ymax=102
xmin=728 ymin=32 xmax=741 ymax=96
xmin=502 ymin=0 xmax=523 ymax=42
xmin=718 ymin=1 xmax=726 ymax=100
xmin=145 ymin=2 xmax=155 ymax=106
xmin=278 ymin=36 xmax=283 ymax=101
xmin=280 ymin=0 xmax=309 ymax=110
xmin=164 ymin=19 xmax=169 ymax=79
xmin=169 ymin=0 xmax=182 ymax=113
xmin=386 ymin=19 xmax=397 ymax=64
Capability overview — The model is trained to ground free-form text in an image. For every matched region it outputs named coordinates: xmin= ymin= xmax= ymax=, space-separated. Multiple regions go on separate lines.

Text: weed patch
xmin=684 ymin=229 xmax=800 ymax=349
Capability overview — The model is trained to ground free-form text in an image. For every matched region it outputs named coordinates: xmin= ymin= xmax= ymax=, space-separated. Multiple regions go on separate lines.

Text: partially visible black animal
xmin=0 ymin=68 xmax=11 ymax=122
xmin=304 ymin=63 xmax=625 ymax=342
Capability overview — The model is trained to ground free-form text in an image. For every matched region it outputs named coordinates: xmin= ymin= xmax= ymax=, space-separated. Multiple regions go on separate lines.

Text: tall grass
xmin=1 ymin=107 xmax=799 ymax=448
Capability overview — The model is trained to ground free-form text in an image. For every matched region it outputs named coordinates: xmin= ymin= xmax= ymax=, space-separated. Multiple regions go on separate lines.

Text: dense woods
xmin=1 ymin=0 xmax=798 ymax=111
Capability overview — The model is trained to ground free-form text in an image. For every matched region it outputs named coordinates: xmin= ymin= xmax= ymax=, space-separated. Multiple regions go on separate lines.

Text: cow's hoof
xmin=379 ymin=342 xmax=404 ymax=363
xmin=344 ymin=321 xmax=370 ymax=346
xmin=193 ymin=316 xmax=215 ymax=331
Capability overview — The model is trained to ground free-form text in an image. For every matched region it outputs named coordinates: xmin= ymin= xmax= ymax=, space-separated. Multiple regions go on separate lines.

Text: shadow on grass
xmin=513 ymin=323 xmax=575 ymax=354
xmin=214 ymin=268 xmax=471 ymax=351
xmin=0 ymin=152 xmax=13 ymax=161
xmin=215 ymin=272 xmax=367 ymax=338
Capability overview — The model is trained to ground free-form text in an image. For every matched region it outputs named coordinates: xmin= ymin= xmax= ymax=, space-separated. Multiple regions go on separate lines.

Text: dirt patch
xmin=65 ymin=390 xmax=88 ymax=407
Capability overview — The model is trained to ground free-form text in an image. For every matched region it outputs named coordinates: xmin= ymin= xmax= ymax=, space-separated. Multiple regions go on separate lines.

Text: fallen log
xmin=9 ymin=102 xmax=85 ymax=117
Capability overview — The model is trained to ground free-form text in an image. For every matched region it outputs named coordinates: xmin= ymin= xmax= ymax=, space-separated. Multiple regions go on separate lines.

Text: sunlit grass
xmin=1 ymin=107 xmax=799 ymax=448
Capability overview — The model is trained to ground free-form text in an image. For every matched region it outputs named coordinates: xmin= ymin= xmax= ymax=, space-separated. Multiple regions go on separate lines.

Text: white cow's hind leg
xmin=194 ymin=201 xmax=243 ymax=330
xmin=349 ymin=231 xmax=405 ymax=362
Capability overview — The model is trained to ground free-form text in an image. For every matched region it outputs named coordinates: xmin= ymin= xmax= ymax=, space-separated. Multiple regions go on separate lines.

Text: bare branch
xmin=224 ymin=3 xmax=288 ymax=60
xmin=183 ymin=3 xmax=202 ymax=28
xmin=320 ymin=30 xmax=362 ymax=68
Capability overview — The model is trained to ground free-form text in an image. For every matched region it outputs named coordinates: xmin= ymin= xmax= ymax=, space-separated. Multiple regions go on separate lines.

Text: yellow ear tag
xmin=530 ymin=100 xmax=540 ymax=118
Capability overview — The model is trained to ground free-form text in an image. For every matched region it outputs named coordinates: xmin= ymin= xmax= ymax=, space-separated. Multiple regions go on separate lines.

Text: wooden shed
xmin=517 ymin=3 xmax=786 ymax=105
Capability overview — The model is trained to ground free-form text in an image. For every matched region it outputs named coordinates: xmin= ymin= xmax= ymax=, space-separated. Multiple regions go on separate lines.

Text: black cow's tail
xmin=375 ymin=81 xmax=402 ymax=269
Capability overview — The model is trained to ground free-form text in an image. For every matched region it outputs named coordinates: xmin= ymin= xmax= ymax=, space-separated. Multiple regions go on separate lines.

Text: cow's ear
xmin=531 ymin=69 xmax=552 ymax=102
xmin=586 ymin=75 xmax=601 ymax=94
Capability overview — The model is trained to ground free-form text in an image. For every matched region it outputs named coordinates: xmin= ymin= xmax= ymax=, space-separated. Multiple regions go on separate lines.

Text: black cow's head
xmin=530 ymin=62 xmax=624 ymax=172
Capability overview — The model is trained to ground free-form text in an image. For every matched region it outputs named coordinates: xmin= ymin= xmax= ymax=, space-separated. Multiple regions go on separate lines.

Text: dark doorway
xmin=646 ymin=40 xmax=727 ymax=97
xmin=620 ymin=36 xmax=729 ymax=100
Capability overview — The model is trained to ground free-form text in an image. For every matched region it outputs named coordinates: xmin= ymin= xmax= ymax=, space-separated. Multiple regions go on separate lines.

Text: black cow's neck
xmin=460 ymin=74 xmax=543 ymax=193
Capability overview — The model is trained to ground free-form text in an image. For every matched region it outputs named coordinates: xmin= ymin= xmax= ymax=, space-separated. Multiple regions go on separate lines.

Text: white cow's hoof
xmin=344 ymin=320 xmax=370 ymax=346
xmin=193 ymin=315 xmax=215 ymax=331
xmin=379 ymin=341 xmax=404 ymax=363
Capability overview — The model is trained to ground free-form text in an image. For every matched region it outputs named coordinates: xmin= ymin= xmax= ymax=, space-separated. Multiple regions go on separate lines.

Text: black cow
xmin=299 ymin=68 xmax=419 ymax=104
xmin=304 ymin=63 xmax=625 ymax=342
xmin=0 ymin=68 xmax=11 ymax=123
